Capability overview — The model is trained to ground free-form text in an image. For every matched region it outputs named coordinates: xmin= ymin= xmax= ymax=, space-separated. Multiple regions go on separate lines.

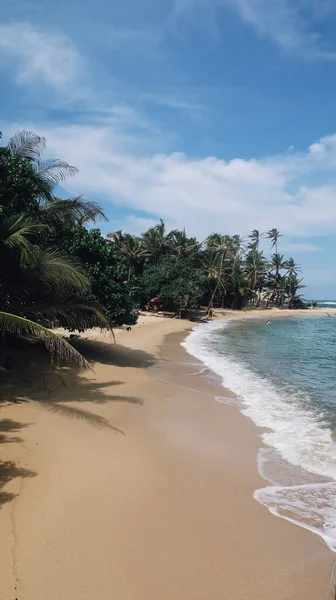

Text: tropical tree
xmin=0 ymin=128 xmax=138 ymax=368
xmin=244 ymin=249 xmax=267 ymax=306
xmin=107 ymin=231 xmax=145 ymax=281
xmin=269 ymin=253 xmax=286 ymax=280
xmin=267 ymin=228 xmax=283 ymax=254
xmin=167 ymin=228 xmax=201 ymax=261
xmin=40 ymin=195 xmax=108 ymax=228
xmin=201 ymin=248 xmax=225 ymax=309
xmin=285 ymin=274 xmax=305 ymax=308
xmin=141 ymin=219 xmax=169 ymax=265
xmin=206 ymin=234 xmax=235 ymax=307
xmin=142 ymin=258 xmax=205 ymax=317
xmin=0 ymin=212 xmax=107 ymax=367
xmin=248 ymin=229 xmax=263 ymax=251
xmin=62 ymin=228 xmax=138 ymax=327
xmin=6 ymin=130 xmax=77 ymax=204
xmin=284 ymin=257 xmax=301 ymax=308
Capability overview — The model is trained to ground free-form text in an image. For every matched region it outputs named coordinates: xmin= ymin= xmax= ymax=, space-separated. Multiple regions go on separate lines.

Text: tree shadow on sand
xmin=70 ymin=337 xmax=156 ymax=369
xmin=1 ymin=336 xmax=156 ymax=434
xmin=0 ymin=419 xmax=36 ymax=508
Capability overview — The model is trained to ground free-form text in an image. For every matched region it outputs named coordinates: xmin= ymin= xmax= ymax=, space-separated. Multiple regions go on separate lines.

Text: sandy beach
xmin=0 ymin=310 xmax=335 ymax=599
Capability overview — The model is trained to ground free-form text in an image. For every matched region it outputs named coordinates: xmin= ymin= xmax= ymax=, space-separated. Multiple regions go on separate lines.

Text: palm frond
xmin=23 ymin=300 xmax=109 ymax=331
xmin=0 ymin=312 xmax=91 ymax=369
xmin=0 ymin=214 xmax=47 ymax=266
xmin=35 ymin=159 xmax=78 ymax=186
xmin=40 ymin=196 xmax=108 ymax=224
xmin=32 ymin=250 xmax=91 ymax=294
xmin=0 ymin=214 xmax=46 ymax=244
xmin=7 ymin=131 xmax=46 ymax=160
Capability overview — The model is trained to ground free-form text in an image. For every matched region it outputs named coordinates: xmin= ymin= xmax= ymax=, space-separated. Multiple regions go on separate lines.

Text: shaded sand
xmin=0 ymin=314 xmax=335 ymax=599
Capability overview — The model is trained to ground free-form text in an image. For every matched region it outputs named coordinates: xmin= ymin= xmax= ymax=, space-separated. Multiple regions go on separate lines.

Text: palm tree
xmin=167 ymin=228 xmax=201 ymax=260
xmin=40 ymin=195 xmax=108 ymax=227
xmin=0 ymin=212 xmax=107 ymax=367
xmin=231 ymin=234 xmax=245 ymax=253
xmin=141 ymin=219 xmax=169 ymax=265
xmin=244 ymin=249 xmax=267 ymax=306
xmin=202 ymin=249 xmax=226 ymax=310
xmin=285 ymin=274 xmax=305 ymax=308
xmin=231 ymin=272 xmax=250 ymax=309
xmin=207 ymin=233 xmax=232 ymax=252
xmin=248 ymin=230 xmax=263 ymax=251
xmin=269 ymin=253 xmax=285 ymax=280
xmin=267 ymin=228 xmax=283 ymax=254
xmin=284 ymin=257 xmax=301 ymax=280
xmin=108 ymin=231 xmax=145 ymax=281
xmin=7 ymin=130 xmax=77 ymax=203
xmin=206 ymin=234 xmax=241 ymax=308
xmin=284 ymin=257 xmax=302 ymax=308
xmin=6 ymin=131 xmax=108 ymax=227
xmin=266 ymin=254 xmax=287 ymax=307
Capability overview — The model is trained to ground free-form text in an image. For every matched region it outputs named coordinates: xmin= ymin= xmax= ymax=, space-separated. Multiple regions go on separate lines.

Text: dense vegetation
xmin=0 ymin=130 xmax=305 ymax=365
xmin=110 ymin=224 xmax=304 ymax=315
xmin=0 ymin=130 xmax=136 ymax=366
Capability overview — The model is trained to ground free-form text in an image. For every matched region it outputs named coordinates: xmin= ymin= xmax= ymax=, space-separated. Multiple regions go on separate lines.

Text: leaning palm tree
xmin=248 ymin=229 xmax=263 ymax=251
xmin=0 ymin=312 xmax=92 ymax=369
xmin=0 ymin=212 xmax=108 ymax=367
xmin=267 ymin=228 xmax=283 ymax=254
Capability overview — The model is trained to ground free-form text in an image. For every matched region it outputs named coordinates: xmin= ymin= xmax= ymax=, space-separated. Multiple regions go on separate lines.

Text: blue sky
xmin=1 ymin=0 xmax=336 ymax=297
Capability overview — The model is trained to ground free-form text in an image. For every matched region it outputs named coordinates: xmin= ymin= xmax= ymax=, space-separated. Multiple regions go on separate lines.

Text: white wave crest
xmin=182 ymin=320 xmax=336 ymax=480
xmin=182 ymin=320 xmax=336 ymax=551
xmin=254 ymin=482 xmax=336 ymax=552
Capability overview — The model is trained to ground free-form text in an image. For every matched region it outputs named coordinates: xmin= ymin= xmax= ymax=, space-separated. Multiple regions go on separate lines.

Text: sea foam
xmin=182 ymin=320 xmax=336 ymax=551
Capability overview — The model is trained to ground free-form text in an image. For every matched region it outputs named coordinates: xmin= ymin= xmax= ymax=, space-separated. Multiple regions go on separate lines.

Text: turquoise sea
xmin=182 ymin=315 xmax=336 ymax=552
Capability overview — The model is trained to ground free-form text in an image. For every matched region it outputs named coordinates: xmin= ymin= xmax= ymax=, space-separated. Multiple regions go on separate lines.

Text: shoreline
xmin=181 ymin=315 xmax=336 ymax=554
xmin=0 ymin=313 xmax=335 ymax=598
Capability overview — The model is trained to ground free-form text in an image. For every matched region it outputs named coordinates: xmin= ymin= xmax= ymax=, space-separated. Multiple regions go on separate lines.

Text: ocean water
xmin=182 ymin=316 xmax=336 ymax=552
xmin=315 ymin=300 xmax=336 ymax=308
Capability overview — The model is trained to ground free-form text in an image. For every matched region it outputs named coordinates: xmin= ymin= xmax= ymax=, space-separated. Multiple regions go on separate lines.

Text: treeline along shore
xmin=0 ymin=129 xmax=309 ymax=366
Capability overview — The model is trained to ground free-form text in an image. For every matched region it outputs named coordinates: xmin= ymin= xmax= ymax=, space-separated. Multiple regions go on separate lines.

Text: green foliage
xmin=0 ymin=146 xmax=40 ymax=217
xmin=62 ymin=227 xmax=138 ymax=327
xmin=0 ymin=129 xmax=138 ymax=365
xmin=142 ymin=258 xmax=206 ymax=314
xmin=0 ymin=126 xmax=307 ymax=371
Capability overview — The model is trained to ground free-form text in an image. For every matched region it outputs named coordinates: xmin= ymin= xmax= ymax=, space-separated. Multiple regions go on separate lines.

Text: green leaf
xmin=0 ymin=311 xmax=92 ymax=369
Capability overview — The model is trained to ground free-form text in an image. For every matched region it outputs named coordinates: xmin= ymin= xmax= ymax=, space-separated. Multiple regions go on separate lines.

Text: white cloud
xmin=16 ymin=121 xmax=336 ymax=242
xmin=173 ymin=0 xmax=336 ymax=60
xmin=275 ymin=241 xmax=322 ymax=253
xmin=0 ymin=22 xmax=85 ymax=92
xmin=124 ymin=216 xmax=163 ymax=235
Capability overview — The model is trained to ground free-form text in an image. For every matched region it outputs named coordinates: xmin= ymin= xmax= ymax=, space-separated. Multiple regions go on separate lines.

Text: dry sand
xmin=0 ymin=311 xmax=335 ymax=599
